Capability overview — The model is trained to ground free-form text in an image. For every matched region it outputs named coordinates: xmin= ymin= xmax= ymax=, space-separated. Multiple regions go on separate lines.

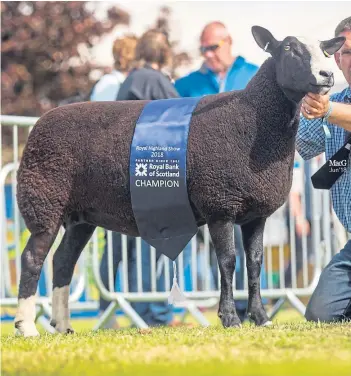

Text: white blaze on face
xmin=298 ymin=37 xmax=331 ymax=85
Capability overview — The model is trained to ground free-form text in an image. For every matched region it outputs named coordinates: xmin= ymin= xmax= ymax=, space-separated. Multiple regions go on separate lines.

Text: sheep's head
xmin=252 ymin=26 xmax=345 ymax=100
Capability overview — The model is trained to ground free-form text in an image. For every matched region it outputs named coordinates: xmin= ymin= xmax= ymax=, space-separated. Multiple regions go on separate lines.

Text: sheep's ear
xmin=252 ymin=26 xmax=280 ymax=55
xmin=320 ymin=36 xmax=345 ymax=57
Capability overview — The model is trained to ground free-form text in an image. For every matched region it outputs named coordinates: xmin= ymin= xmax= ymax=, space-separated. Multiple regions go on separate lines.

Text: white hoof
xmin=15 ymin=321 xmax=40 ymax=337
xmin=262 ymin=320 xmax=273 ymax=327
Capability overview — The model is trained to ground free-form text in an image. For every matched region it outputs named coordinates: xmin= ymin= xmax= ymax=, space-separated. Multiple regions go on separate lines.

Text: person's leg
xmin=210 ymin=246 xmax=219 ymax=290
xmin=285 ymin=231 xmax=300 ymax=287
xmin=196 ymin=247 xmax=214 ymax=290
xmin=234 ymin=225 xmax=248 ymax=321
xmin=128 ymin=240 xmax=151 ymax=321
xmin=159 ymin=243 xmax=194 ymax=324
xmin=99 ymin=232 xmax=122 ymax=328
xmin=195 ymin=231 xmax=209 ymax=290
xmin=183 ymin=241 xmax=194 ymax=292
xmin=129 ymin=240 xmax=174 ymax=326
xmin=305 ymin=240 xmax=351 ymax=322
xmin=150 ymin=250 xmax=175 ymax=326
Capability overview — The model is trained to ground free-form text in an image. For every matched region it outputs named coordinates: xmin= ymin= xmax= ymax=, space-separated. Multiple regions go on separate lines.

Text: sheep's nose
xmin=319 ymin=70 xmax=333 ymax=79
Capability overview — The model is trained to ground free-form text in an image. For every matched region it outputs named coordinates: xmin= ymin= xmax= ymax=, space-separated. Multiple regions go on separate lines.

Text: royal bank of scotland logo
xmin=135 ymin=163 xmax=148 ymax=176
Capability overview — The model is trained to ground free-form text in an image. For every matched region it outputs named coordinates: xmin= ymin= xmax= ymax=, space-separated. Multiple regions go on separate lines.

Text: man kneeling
xmin=296 ymin=16 xmax=351 ymax=322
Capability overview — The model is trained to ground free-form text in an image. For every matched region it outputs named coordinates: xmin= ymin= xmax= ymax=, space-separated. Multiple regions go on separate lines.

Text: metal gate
xmin=1 ymin=115 xmax=347 ymax=330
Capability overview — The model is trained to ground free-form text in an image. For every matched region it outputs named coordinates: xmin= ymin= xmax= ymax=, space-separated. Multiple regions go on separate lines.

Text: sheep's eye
xmin=284 ymin=45 xmax=290 ymax=51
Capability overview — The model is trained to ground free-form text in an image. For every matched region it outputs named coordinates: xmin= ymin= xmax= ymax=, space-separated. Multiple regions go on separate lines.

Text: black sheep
xmin=14 ymin=26 xmax=345 ymax=336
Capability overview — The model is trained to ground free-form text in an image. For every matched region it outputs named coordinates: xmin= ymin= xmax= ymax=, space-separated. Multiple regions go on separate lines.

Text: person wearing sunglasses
xmin=175 ymin=21 xmax=258 ymax=97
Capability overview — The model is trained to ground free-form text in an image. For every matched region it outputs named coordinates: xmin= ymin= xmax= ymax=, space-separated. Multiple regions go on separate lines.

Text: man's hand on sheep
xmin=301 ymin=93 xmax=330 ymax=119
xmin=302 ymin=93 xmax=351 ymax=132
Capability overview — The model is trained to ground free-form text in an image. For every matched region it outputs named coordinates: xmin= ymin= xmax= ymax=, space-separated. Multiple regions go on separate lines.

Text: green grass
xmin=1 ymin=311 xmax=351 ymax=376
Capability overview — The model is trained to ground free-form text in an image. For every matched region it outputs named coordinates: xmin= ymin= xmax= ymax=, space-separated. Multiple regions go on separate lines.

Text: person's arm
xmin=301 ymin=93 xmax=351 ymax=132
xmin=326 ymin=102 xmax=351 ymax=132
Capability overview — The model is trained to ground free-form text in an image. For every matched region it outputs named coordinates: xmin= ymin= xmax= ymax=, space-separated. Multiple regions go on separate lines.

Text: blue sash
xmin=130 ymin=97 xmax=201 ymax=260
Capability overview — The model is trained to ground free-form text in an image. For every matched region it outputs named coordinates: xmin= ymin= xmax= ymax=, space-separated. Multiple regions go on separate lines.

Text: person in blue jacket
xmin=175 ymin=21 xmax=258 ymax=97
xmin=175 ymin=21 xmax=266 ymax=322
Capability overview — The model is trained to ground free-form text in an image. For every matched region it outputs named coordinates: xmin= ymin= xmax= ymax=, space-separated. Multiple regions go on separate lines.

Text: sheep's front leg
xmin=241 ymin=218 xmax=271 ymax=326
xmin=208 ymin=220 xmax=241 ymax=328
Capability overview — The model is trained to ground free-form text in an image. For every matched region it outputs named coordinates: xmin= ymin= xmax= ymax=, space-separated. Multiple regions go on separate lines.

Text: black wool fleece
xmin=17 ymin=57 xmax=300 ymax=235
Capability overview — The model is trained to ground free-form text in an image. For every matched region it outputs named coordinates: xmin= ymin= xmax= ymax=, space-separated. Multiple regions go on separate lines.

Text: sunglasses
xmin=200 ymin=39 xmax=226 ymax=54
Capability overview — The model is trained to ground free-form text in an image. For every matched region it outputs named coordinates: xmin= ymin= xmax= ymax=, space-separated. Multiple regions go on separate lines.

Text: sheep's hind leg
xmin=15 ymin=230 xmax=59 ymax=337
xmin=51 ymin=223 xmax=96 ymax=334
xmin=208 ymin=220 xmax=241 ymax=328
xmin=241 ymin=218 xmax=271 ymax=326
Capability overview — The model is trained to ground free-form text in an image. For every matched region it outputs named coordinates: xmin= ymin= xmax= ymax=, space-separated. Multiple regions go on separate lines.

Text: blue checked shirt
xmin=296 ymin=86 xmax=351 ymax=232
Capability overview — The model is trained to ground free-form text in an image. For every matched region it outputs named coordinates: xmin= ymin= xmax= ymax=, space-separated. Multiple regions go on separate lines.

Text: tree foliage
xmin=1 ymin=2 xmax=192 ymax=125
xmin=1 ymin=1 xmax=130 ymax=116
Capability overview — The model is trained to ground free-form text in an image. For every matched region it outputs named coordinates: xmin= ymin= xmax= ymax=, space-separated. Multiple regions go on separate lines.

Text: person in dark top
xmin=117 ymin=29 xmax=178 ymax=101
xmin=96 ymin=35 xmax=138 ymax=329
xmin=103 ymin=29 xmax=191 ymax=328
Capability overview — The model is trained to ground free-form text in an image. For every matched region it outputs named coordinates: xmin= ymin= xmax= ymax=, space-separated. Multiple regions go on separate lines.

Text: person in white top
xmin=90 ymin=35 xmax=137 ymax=101
xmin=90 ymin=34 xmax=137 ymax=329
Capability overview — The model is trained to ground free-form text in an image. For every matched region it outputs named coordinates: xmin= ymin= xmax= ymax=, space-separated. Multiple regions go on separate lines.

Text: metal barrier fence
xmin=1 ymin=115 xmax=347 ymax=330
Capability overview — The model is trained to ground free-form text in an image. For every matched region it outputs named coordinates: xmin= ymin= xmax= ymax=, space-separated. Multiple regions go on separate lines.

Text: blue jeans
xmin=305 ymin=239 xmax=351 ymax=322
xmin=99 ymin=232 xmax=192 ymax=326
